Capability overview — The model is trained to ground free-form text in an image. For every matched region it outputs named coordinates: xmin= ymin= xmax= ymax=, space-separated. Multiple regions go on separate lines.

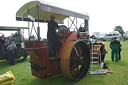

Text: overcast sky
xmin=0 ymin=0 xmax=128 ymax=38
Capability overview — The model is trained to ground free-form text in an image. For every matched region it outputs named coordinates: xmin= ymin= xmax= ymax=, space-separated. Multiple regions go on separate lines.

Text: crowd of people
xmin=0 ymin=35 xmax=16 ymax=65
xmin=109 ymin=32 xmax=128 ymax=62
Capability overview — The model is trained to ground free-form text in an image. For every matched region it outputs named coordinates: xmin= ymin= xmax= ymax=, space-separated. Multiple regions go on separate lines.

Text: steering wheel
xmin=57 ymin=25 xmax=69 ymax=39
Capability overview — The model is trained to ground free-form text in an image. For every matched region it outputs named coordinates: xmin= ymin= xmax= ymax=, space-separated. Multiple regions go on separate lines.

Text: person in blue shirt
xmin=6 ymin=41 xmax=17 ymax=65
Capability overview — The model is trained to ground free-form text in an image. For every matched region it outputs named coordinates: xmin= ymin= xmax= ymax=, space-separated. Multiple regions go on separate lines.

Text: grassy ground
xmin=0 ymin=40 xmax=128 ymax=85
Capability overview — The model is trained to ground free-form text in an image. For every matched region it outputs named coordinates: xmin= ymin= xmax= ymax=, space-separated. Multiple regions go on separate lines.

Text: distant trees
xmin=114 ymin=26 xmax=124 ymax=36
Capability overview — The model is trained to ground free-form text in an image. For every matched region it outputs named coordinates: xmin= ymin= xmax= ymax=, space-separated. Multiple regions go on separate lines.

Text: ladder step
xmin=94 ymin=45 xmax=102 ymax=47
xmin=90 ymin=61 xmax=99 ymax=63
xmin=92 ymin=48 xmax=99 ymax=50
xmin=91 ymin=53 xmax=99 ymax=54
xmin=91 ymin=57 xmax=98 ymax=59
xmin=90 ymin=66 xmax=99 ymax=68
xmin=89 ymin=70 xmax=106 ymax=75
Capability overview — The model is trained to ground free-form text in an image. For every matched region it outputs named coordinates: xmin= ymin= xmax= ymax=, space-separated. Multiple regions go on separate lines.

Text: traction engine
xmin=25 ymin=25 xmax=90 ymax=81
xmin=16 ymin=1 xmax=107 ymax=81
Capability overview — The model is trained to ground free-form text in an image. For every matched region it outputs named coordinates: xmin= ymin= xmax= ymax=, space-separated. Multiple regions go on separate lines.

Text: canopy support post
xmin=27 ymin=9 xmax=30 ymax=41
xmin=84 ymin=19 xmax=89 ymax=43
xmin=37 ymin=5 xmax=40 ymax=41
xmin=27 ymin=6 xmax=39 ymax=41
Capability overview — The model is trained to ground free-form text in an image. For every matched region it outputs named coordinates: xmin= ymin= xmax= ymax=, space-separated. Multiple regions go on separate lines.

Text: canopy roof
xmin=0 ymin=26 xmax=28 ymax=31
xmin=16 ymin=0 xmax=89 ymax=23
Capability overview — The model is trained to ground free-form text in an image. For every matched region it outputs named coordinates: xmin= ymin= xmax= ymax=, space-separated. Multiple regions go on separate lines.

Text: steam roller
xmin=16 ymin=0 xmax=92 ymax=82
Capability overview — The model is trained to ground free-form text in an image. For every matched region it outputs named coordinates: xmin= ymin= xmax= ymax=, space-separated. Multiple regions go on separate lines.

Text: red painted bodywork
xmin=25 ymin=41 xmax=61 ymax=78
xmin=94 ymin=42 xmax=105 ymax=52
xmin=25 ymin=31 xmax=78 ymax=78
xmin=58 ymin=31 xmax=78 ymax=57
xmin=94 ymin=42 xmax=107 ymax=61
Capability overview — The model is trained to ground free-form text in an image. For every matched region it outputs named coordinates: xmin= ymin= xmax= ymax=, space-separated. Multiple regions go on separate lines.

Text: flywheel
xmin=61 ymin=40 xmax=90 ymax=81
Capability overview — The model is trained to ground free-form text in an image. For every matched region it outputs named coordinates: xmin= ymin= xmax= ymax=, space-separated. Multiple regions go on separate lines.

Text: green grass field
xmin=0 ymin=40 xmax=128 ymax=85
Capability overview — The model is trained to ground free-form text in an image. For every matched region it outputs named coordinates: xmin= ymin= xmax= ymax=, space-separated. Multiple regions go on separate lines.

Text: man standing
xmin=47 ymin=15 xmax=60 ymax=58
xmin=0 ymin=35 xmax=5 ymax=54
xmin=110 ymin=37 xmax=121 ymax=62
xmin=117 ymin=39 xmax=122 ymax=60
xmin=7 ymin=41 xmax=16 ymax=65
xmin=123 ymin=33 xmax=127 ymax=41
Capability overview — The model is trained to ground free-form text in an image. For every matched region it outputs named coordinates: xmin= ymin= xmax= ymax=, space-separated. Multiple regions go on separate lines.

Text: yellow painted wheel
xmin=61 ymin=40 xmax=90 ymax=81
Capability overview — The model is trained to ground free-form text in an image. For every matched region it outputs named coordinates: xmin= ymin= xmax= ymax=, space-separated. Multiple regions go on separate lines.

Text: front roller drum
xmin=61 ymin=40 xmax=90 ymax=81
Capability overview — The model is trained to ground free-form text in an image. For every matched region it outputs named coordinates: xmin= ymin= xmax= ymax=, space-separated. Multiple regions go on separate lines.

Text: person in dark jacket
xmin=0 ymin=35 xmax=5 ymax=54
xmin=6 ymin=41 xmax=16 ymax=65
xmin=117 ymin=38 xmax=122 ymax=60
xmin=47 ymin=15 xmax=62 ymax=58
xmin=110 ymin=37 xmax=121 ymax=62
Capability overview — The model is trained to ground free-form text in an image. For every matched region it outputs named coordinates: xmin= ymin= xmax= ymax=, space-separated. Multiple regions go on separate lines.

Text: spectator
xmin=0 ymin=35 xmax=5 ymax=54
xmin=123 ymin=33 xmax=127 ymax=41
xmin=110 ymin=37 xmax=121 ymax=62
xmin=6 ymin=41 xmax=17 ymax=65
xmin=117 ymin=38 xmax=122 ymax=60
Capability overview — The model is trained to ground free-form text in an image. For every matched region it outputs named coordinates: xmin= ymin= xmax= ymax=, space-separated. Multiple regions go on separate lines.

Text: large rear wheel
xmin=61 ymin=40 xmax=90 ymax=81
xmin=15 ymin=47 xmax=28 ymax=63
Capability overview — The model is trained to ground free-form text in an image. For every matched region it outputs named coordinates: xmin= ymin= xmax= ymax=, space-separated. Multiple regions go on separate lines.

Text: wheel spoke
xmin=73 ymin=46 xmax=79 ymax=56
xmin=71 ymin=56 xmax=77 ymax=61
xmin=79 ymin=50 xmax=82 ymax=56
xmin=75 ymin=65 xmax=80 ymax=76
xmin=71 ymin=63 xmax=77 ymax=70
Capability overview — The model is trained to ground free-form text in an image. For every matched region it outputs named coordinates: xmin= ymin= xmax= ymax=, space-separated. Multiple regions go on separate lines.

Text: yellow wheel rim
xmin=61 ymin=40 xmax=90 ymax=81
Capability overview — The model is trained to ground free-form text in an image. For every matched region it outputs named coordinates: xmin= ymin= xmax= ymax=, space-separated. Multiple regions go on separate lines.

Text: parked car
xmin=101 ymin=33 xmax=122 ymax=41
xmin=93 ymin=32 xmax=105 ymax=40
